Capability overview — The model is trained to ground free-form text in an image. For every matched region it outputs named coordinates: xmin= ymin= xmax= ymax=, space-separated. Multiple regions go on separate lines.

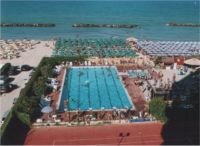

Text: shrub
xmin=15 ymin=97 xmax=31 ymax=114
xmin=149 ymin=98 xmax=168 ymax=122
xmin=40 ymin=65 xmax=52 ymax=78
xmin=33 ymin=77 xmax=46 ymax=96
xmin=15 ymin=112 xmax=31 ymax=126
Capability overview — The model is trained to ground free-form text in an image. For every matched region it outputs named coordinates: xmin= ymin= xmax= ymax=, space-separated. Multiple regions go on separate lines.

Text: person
xmin=184 ymin=66 xmax=188 ymax=73
xmin=173 ymin=73 xmax=176 ymax=82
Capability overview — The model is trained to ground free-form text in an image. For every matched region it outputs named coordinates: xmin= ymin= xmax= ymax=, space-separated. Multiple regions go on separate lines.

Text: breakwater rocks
xmin=72 ymin=24 xmax=138 ymax=28
xmin=0 ymin=23 xmax=56 ymax=27
xmin=166 ymin=22 xmax=200 ymax=27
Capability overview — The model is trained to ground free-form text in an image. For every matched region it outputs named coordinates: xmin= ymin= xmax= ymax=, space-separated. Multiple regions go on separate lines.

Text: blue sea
xmin=1 ymin=1 xmax=200 ymax=41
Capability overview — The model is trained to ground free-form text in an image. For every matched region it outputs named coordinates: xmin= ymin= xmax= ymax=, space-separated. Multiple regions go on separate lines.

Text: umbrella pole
xmin=68 ymin=111 xmax=71 ymax=123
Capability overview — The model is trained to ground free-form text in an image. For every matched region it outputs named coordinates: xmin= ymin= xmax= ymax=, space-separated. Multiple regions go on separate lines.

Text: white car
xmin=13 ymin=97 xmax=18 ymax=104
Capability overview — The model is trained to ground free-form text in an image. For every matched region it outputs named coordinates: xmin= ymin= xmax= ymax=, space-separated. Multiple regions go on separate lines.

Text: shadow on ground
xmin=1 ymin=111 xmax=30 ymax=145
xmin=161 ymin=69 xmax=199 ymax=144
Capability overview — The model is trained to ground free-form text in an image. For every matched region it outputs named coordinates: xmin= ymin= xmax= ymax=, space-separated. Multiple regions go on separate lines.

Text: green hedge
xmin=0 ymin=56 xmax=86 ymax=144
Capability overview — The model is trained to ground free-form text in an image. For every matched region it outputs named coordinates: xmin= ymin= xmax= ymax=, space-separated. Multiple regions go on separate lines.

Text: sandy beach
xmin=1 ymin=40 xmax=53 ymax=67
xmin=0 ymin=40 xmax=53 ymax=122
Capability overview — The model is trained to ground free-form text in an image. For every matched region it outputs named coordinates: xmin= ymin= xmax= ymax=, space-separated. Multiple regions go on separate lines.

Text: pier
xmin=0 ymin=23 xmax=56 ymax=27
xmin=166 ymin=22 xmax=200 ymax=27
xmin=72 ymin=24 xmax=138 ymax=28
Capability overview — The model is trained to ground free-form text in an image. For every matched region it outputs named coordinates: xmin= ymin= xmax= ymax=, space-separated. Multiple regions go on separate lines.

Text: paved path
xmin=0 ymin=71 xmax=30 ymax=121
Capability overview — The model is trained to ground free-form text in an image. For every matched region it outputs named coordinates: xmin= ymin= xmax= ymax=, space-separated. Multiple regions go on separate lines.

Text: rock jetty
xmin=0 ymin=23 xmax=56 ymax=27
xmin=72 ymin=24 xmax=138 ymax=28
xmin=166 ymin=22 xmax=200 ymax=27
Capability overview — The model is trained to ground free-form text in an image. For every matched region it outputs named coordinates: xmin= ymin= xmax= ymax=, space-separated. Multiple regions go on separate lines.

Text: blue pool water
xmin=58 ymin=66 xmax=133 ymax=112
xmin=128 ymin=70 xmax=148 ymax=78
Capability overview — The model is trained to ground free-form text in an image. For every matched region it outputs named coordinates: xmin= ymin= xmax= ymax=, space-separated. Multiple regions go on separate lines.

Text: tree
xmin=40 ymin=65 xmax=52 ymax=78
xmin=15 ymin=97 xmax=30 ymax=114
xmin=33 ymin=77 xmax=46 ymax=96
xmin=0 ymin=63 xmax=11 ymax=75
xmin=149 ymin=98 xmax=167 ymax=122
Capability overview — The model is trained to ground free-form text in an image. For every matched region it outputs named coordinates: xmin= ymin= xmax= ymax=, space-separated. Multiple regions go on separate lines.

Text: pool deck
xmin=40 ymin=65 xmax=150 ymax=122
xmin=56 ymin=65 xmax=67 ymax=111
xmin=123 ymin=77 xmax=147 ymax=112
xmin=41 ymin=66 xmax=66 ymax=120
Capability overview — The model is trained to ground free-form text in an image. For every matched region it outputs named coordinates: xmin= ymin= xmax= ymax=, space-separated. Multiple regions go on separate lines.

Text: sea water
xmin=1 ymin=1 xmax=199 ymax=41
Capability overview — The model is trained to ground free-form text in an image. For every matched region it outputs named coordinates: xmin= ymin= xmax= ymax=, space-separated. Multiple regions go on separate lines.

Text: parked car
xmin=0 ymin=84 xmax=18 ymax=93
xmin=8 ymin=66 xmax=20 ymax=75
xmin=21 ymin=65 xmax=32 ymax=71
xmin=13 ymin=97 xmax=18 ymax=104
xmin=0 ymin=82 xmax=10 ymax=93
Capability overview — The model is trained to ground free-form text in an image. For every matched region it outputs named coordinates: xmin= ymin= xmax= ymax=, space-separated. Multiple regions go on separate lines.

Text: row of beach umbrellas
xmin=52 ymin=38 xmax=138 ymax=57
xmin=137 ymin=41 xmax=200 ymax=56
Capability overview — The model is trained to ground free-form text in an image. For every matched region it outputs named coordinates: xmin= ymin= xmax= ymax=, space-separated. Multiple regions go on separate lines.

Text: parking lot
xmin=0 ymin=70 xmax=32 ymax=124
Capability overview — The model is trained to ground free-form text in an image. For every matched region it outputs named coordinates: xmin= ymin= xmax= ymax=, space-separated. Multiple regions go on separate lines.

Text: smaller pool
xmin=128 ymin=70 xmax=148 ymax=78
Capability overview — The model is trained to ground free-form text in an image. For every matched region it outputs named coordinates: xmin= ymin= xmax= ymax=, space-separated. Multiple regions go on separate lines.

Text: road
xmin=0 ymin=71 xmax=31 ymax=123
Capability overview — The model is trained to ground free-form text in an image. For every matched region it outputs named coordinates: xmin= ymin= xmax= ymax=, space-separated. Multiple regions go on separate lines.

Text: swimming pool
xmin=128 ymin=70 xmax=148 ymax=78
xmin=58 ymin=66 xmax=133 ymax=112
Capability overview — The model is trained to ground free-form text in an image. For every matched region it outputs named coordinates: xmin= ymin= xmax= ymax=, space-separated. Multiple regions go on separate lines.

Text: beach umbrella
xmin=184 ymin=58 xmax=200 ymax=66
xmin=126 ymin=37 xmax=138 ymax=43
xmin=41 ymin=106 xmax=53 ymax=113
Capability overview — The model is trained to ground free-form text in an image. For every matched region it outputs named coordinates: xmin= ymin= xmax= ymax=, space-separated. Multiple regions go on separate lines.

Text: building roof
xmin=162 ymin=57 xmax=175 ymax=65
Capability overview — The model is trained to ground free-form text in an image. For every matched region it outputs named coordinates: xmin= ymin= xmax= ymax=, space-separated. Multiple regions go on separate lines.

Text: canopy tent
xmin=41 ymin=106 xmax=53 ymax=113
